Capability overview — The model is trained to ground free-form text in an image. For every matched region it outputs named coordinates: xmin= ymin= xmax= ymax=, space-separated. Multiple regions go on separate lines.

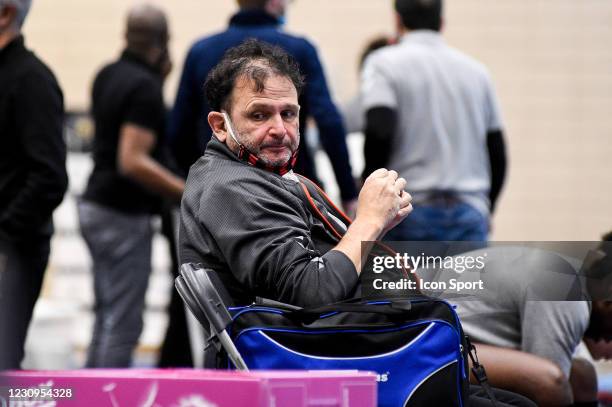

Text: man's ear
xmin=208 ymin=111 xmax=228 ymax=142
xmin=0 ymin=5 xmax=17 ymax=30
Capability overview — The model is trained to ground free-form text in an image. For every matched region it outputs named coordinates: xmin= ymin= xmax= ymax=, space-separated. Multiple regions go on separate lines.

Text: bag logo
xmin=376 ymin=372 xmax=390 ymax=383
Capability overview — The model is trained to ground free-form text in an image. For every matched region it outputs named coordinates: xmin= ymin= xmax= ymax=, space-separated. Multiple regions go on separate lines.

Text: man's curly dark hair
xmin=204 ymin=38 xmax=304 ymax=113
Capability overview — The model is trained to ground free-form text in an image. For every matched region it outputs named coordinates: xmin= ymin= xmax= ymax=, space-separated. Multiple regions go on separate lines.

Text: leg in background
xmin=0 ymin=237 xmax=49 ymax=370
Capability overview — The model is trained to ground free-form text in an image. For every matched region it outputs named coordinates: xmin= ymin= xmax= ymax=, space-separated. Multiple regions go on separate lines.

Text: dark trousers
xmin=469 ymin=385 xmax=537 ymax=407
xmin=0 ymin=236 xmax=50 ymax=370
xmin=158 ymin=206 xmax=193 ymax=367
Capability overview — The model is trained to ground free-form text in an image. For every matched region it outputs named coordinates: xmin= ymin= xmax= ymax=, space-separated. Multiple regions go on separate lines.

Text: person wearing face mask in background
xmin=78 ymin=3 xmax=185 ymax=368
xmin=169 ymin=0 xmax=359 ymax=217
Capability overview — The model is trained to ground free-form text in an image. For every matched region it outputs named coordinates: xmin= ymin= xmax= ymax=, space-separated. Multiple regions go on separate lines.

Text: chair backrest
xmin=175 ymin=263 xmax=235 ymax=334
xmin=176 ymin=263 xmax=252 ymax=369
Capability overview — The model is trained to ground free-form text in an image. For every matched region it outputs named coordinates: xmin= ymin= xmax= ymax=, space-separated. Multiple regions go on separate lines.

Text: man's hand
xmin=383 ymin=190 xmax=413 ymax=236
xmin=332 ymin=168 xmax=412 ymax=275
xmin=356 ymin=168 xmax=412 ymax=238
xmin=342 ymin=199 xmax=358 ymax=219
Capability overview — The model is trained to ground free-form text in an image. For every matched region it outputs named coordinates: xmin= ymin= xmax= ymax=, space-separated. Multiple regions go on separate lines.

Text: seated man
xmin=450 ymin=237 xmax=612 ymax=407
xmin=178 ymin=39 xmax=412 ymax=307
xmin=179 ymin=40 xmax=540 ymax=407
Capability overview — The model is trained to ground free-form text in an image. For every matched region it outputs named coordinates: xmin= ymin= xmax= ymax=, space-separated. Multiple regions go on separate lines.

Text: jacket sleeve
xmin=362 ymin=106 xmax=397 ymax=180
xmin=168 ymin=46 xmax=204 ymax=175
xmin=519 ymin=300 xmax=589 ymax=377
xmin=300 ymin=42 xmax=357 ymax=201
xmin=487 ymin=129 xmax=507 ymax=213
xmin=0 ymin=70 xmax=68 ymax=239
xmin=199 ymin=178 xmax=358 ymax=307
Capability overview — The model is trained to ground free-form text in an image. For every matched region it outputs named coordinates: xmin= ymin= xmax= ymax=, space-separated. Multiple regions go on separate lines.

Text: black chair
xmin=175 ymin=263 xmax=248 ymax=370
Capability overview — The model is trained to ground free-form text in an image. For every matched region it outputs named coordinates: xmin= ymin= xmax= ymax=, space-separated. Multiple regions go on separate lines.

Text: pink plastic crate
xmin=0 ymin=369 xmax=377 ymax=407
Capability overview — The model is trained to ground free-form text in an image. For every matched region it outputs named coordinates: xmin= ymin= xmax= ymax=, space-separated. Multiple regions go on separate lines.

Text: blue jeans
xmin=385 ymin=201 xmax=489 ymax=242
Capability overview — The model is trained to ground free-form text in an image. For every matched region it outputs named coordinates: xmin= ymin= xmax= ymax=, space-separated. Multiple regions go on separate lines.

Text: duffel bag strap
xmin=255 ymin=297 xmax=303 ymax=311
xmin=466 ymin=336 xmax=499 ymax=407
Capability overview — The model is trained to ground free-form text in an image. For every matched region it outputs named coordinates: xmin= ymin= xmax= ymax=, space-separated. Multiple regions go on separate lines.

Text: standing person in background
xmin=0 ymin=0 xmax=68 ymax=370
xmin=78 ymin=4 xmax=185 ymax=367
xmin=361 ymin=0 xmax=507 ymax=242
xmin=157 ymin=205 xmax=193 ymax=367
xmin=170 ymin=0 xmax=358 ymax=215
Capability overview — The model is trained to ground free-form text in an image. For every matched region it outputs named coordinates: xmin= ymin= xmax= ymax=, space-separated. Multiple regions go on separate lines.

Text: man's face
xmin=0 ymin=5 xmax=17 ymax=34
xmin=225 ymin=74 xmax=300 ymax=167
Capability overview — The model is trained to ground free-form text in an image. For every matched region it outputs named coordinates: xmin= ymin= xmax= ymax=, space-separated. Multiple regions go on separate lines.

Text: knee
xmin=535 ymin=362 xmax=573 ymax=407
xmin=569 ymin=357 xmax=598 ymax=403
xmin=469 ymin=343 xmax=574 ymax=406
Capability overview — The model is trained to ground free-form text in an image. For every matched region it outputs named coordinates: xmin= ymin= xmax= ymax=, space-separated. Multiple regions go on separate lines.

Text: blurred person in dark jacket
xmin=169 ymin=0 xmax=358 ymax=215
xmin=0 ymin=0 xmax=68 ymax=369
xmin=78 ymin=3 xmax=184 ymax=367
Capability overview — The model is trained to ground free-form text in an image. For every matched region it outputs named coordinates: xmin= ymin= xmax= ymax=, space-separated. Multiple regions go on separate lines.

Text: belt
xmin=416 ymin=191 xmax=462 ymax=206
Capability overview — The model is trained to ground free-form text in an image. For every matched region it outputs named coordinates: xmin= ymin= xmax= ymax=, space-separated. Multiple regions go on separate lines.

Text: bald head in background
xmin=124 ymin=3 xmax=170 ymax=76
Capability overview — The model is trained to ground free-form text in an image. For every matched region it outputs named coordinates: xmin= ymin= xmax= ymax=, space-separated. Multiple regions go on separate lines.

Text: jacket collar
xmin=0 ymin=35 xmax=25 ymax=63
xmin=229 ymin=9 xmax=280 ymax=27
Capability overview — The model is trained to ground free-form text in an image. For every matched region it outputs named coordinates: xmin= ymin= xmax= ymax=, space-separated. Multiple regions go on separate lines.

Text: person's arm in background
xmin=504 ymin=300 xmax=594 ymax=406
xmin=362 ymin=107 xmax=396 ymax=180
xmin=118 ymin=81 xmax=184 ymax=202
xmin=487 ymin=129 xmax=506 ymax=213
xmin=482 ymin=72 xmax=507 ymax=214
xmin=118 ymin=124 xmax=184 ymax=202
xmin=470 ymin=343 xmax=573 ymax=407
xmin=299 ymin=41 xmax=358 ymax=212
xmin=0 ymin=70 xmax=68 ymax=240
xmin=168 ymin=46 xmax=202 ymax=176
xmin=359 ymin=52 xmax=398 ymax=183
xmin=519 ymin=300 xmax=591 ymax=381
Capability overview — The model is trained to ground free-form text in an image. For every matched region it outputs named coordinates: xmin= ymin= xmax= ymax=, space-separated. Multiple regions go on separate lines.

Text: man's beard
xmin=237 ymin=130 xmax=297 ymax=168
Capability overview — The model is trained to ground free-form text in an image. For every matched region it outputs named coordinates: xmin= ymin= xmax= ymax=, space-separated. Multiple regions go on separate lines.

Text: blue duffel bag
xmin=225 ymin=297 xmax=470 ymax=407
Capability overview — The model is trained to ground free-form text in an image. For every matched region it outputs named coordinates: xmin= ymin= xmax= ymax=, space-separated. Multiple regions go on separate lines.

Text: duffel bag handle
xmin=289 ymin=299 xmax=420 ymax=323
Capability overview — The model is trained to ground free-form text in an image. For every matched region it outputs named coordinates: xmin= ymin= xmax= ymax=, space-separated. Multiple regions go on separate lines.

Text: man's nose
xmin=268 ymin=114 xmax=287 ymax=137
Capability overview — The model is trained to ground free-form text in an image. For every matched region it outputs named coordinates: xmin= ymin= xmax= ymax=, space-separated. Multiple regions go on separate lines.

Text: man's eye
xmin=251 ymin=112 xmax=267 ymax=120
xmin=282 ymin=110 xmax=297 ymax=120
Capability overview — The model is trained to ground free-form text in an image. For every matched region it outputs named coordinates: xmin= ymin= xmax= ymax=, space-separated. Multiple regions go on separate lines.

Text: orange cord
xmin=296 ymin=177 xmax=419 ymax=285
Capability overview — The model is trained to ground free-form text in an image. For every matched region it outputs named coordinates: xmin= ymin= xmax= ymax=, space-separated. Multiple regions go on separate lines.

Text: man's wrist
xmin=348 ymin=217 xmax=384 ymax=242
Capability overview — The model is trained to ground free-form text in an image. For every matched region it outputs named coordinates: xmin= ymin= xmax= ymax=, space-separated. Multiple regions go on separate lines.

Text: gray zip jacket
xmin=179 ymin=137 xmax=358 ymax=307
